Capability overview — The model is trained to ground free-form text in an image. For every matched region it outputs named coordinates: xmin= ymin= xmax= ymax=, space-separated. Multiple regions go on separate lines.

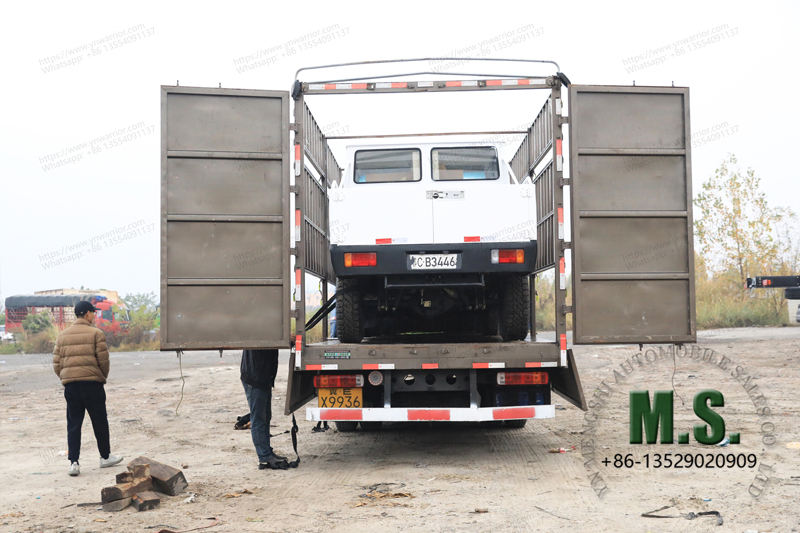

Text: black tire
xmin=481 ymin=307 xmax=499 ymax=337
xmin=360 ymin=422 xmax=383 ymax=431
xmin=499 ymin=276 xmax=530 ymax=341
xmin=786 ymin=287 xmax=800 ymax=300
xmin=335 ymin=421 xmax=359 ymax=432
xmin=336 ymin=278 xmax=364 ymax=344
xmin=505 ymin=419 xmax=527 ymax=429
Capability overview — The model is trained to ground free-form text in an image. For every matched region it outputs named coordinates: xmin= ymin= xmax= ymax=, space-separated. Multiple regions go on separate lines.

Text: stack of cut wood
xmin=101 ymin=457 xmax=188 ymax=512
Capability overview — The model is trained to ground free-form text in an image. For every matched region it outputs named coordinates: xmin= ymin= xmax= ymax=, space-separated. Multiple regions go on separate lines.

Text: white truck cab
xmin=329 ymin=142 xmax=537 ymax=343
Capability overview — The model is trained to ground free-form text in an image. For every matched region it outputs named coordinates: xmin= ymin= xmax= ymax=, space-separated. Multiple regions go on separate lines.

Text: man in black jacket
xmin=240 ymin=349 xmax=288 ymax=470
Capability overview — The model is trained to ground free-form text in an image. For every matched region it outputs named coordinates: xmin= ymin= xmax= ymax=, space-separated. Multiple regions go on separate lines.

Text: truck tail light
xmin=491 ymin=249 xmax=524 ymax=264
xmin=313 ymin=375 xmax=364 ymax=388
xmin=497 ymin=372 xmax=548 ymax=385
xmin=344 ymin=252 xmax=377 ymax=267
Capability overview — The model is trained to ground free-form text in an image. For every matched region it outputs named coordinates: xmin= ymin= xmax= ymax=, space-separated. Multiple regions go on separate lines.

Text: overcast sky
xmin=1 ymin=0 xmax=798 ymax=304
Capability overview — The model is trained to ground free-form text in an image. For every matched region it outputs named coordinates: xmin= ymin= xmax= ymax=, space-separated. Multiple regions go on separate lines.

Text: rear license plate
xmin=408 ymin=253 xmax=459 ymax=270
xmin=318 ymin=388 xmax=362 ymax=408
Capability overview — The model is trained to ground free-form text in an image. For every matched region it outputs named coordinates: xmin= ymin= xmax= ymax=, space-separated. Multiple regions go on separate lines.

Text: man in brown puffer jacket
xmin=53 ymin=300 xmax=123 ymax=476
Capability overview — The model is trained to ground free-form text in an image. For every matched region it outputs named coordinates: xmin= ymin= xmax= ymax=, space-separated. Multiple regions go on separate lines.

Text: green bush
xmin=22 ymin=311 xmax=53 ymax=334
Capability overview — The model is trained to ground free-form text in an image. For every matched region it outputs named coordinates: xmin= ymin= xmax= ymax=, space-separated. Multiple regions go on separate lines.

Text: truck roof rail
xmin=294 ymin=57 xmax=563 ymax=85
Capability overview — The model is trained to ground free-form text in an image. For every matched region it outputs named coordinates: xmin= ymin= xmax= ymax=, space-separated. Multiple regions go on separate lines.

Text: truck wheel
xmin=505 ymin=419 xmax=527 ymax=429
xmin=335 ymin=421 xmax=359 ymax=432
xmin=336 ymin=278 xmax=364 ymax=343
xmin=499 ymin=276 xmax=530 ymax=341
xmin=360 ymin=422 xmax=383 ymax=431
xmin=482 ymin=307 xmax=499 ymax=337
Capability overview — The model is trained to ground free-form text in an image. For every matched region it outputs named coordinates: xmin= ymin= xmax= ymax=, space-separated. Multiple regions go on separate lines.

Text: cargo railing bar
xmin=326 ymin=130 xmax=528 ymax=140
xmin=301 ymin=78 xmax=554 ymax=96
xmin=294 ymin=57 xmax=562 ymax=83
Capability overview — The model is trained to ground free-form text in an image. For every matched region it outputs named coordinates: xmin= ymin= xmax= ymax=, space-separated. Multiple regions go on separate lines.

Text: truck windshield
xmin=432 ymin=147 xmax=499 ymax=181
xmin=354 ymin=149 xmax=421 ymax=183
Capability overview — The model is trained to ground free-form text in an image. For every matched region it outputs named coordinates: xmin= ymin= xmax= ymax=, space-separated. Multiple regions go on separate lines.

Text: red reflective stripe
xmin=376 ymin=238 xmax=392 ymax=244
xmin=558 ymin=207 xmax=564 ymax=224
xmin=324 ymin=84 xmax=336 ymax=90
xmin=391 ymin=82 xmax=407 ymax=88
xmin=296 ymin=334 xmax=302 ymax=348
xmin=295 ymin=270 xmax=301 ymax=284
xmin=294 ymin=144 xmax=301 ymax=160
xmin=525 ymin=362 xmax=543 ymax=368
xmin=409 ymin=409 xmax=450 ymax=421
xmin=306 ymin=364 xmax=321 ymax=370
xmin=473 ymin=363 xmax=489 ymax=369
xmin=321 ymin=409 xmax=363 ymax=420
xmin=295 ymin=209 xmax=302 ymax=225
xmin=362 ymin=364 xmax=380 ymax=370
xmin=352 ymin=83 xmax=367 ymax=89
xmin=464 ymin=236 xmax=481 ymax=242
xmin=493 ymin=407 xmax=535 ymax=420
xmin=556 ymin=138 xmax=563 ymax=156
xmin=518 ymin=79 xmax=531 ymax=85
xmin=422 ymin=363 xmax=439 ymax=369
xmin=487 ymin=80 xmax=502 ymax=86
xmin=559 ymin=257 xmax=565 ymax=273
xmin=560 ymin=334 xmax=566 ymax=351
xmin=445 ymin=81 xmax=461 ymax=87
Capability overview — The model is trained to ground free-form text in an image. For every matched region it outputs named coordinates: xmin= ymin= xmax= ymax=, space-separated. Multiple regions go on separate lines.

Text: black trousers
xmin=64 ymin=381 xmax=110 ymax=463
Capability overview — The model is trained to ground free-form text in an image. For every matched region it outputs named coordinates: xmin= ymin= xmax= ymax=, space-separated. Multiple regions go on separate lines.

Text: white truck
xmin=330 ymin=142 xmax=535 ymax=343
xmin=159 ymin=58 xmax=697 ymax=431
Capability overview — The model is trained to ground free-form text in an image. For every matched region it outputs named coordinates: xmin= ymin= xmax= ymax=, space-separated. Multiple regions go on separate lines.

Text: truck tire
xmin=360 ymin=422 xmax=383 ymax=431
xmin=499 ymin=276 xmax=530 ymax=341
xmin=505 ymin=419 xmax=527 ymax=429
xmin=482 ymin=307 xmax=499 ymax=337
xmin=786 ymin=287 xmax=800 ymax=300
xmin=335 ymin=421 xmax=359 ymax=432
xmin=336 ymin=278 xmax=364 ymax=344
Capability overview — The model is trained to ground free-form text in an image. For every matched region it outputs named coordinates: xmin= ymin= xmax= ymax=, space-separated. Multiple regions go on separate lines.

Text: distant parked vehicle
xmin=0 ymin=325 xmax=14 ymax=341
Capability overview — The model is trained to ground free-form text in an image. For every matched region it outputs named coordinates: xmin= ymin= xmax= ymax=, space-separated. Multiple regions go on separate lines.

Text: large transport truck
xmin=160 ymin=58 xmax=697 ymax=430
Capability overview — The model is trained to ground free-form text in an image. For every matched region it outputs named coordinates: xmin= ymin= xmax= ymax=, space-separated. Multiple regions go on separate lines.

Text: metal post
xmin=294 ymin=95 xmax=306 ymax=357
xmin=551 ymin=82 xmax=567 ymax=367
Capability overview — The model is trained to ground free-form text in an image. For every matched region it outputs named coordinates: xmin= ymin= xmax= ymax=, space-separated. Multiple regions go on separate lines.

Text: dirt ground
xmin=1 ymin=327 xmax=799 ymax=533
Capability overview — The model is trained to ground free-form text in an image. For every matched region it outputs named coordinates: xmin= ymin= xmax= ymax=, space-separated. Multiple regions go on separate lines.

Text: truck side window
xmin=431 ymin=147 xmax=500 ymax=181
xmin=354 ymin=149 xmax=421 ymax=183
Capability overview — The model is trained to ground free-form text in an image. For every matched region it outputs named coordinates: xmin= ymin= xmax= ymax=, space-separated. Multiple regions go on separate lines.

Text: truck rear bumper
xmin=306 ymin=404 xmax=555 ymax=422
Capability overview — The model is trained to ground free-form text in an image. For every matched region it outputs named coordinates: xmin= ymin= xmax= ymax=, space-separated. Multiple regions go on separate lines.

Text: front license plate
xmin=318 ymin=388 xmax=362 ymax=408
xmin=408 ymin=253 xmax=459 ymax=270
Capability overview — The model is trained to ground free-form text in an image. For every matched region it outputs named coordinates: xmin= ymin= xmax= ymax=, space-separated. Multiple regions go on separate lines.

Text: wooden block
xmin=132 ymin=491 xmax=160 ymax=512
xmin=101 ymin=477 xmax=153 ymax=503
xmin=116 ymin=472 xmax=133 ymax=484
xmin=130 ymin=463 xmax=150 ymax=479
xmin=128 ymin=457 xmax=188 ymax=496
xmin=102 ymin=497 xmax=131 ymax=512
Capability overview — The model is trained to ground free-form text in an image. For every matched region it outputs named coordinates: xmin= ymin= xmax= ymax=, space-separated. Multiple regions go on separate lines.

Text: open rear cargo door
xmin=568 ymin=85 xmax=696 ymax=345
xmin=161 ymin=87 xmax=292 ymax=350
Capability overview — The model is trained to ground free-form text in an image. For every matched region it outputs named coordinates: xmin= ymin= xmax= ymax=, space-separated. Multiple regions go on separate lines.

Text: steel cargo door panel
xmin=161 ymin=86 xmax=291 ymax=350
xmin=569 ymin=86 xmax=695 ymax=344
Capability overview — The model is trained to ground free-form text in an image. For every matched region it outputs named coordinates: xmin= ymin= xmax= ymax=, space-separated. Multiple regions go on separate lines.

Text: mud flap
xmin=549 ymin=349 xmax=587 ymax=411
xmin=284 ymin=350 xmax=316 ymax=415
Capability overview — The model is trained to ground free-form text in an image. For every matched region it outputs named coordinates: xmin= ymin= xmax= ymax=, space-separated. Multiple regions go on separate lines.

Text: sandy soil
xmin=1 ymin=327 xmax=798 ymax=533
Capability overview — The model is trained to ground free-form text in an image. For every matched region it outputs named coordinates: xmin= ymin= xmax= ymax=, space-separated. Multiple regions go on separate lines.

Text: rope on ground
xmin=175 ymin=350 xmax=185 ymax=415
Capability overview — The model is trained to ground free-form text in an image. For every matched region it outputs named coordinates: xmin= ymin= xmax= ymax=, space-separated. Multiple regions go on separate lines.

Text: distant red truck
xmin=4 ymin=294 xmax=129 ymax=334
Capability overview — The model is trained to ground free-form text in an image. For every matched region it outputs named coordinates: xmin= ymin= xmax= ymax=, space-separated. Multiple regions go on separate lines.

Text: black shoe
xmin=271 ymin=452 xmax=287 ymax=462
xmin=259 ymin=456 xmax=289 ymax=470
